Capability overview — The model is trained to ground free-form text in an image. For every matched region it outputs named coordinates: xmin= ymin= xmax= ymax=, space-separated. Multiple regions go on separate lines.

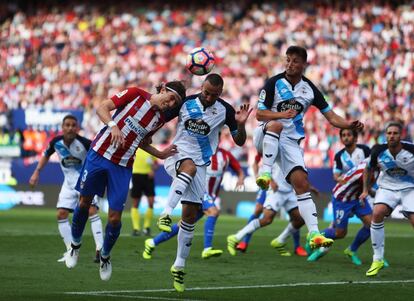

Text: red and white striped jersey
xmin=206 ymin=147 xmax=241 ymax=198
xmin=332 ymin=161 xmax=367 ymax=202
xmin=91 ymin=87 xmax=164 ymax=167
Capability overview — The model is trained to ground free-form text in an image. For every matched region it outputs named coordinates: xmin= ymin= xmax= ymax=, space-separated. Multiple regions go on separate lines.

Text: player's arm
xmin=223 ymin=102 xmax=251 ymax=146
xmin=96 ymin=98 xmax=125 ymax=148
xmin=139 ymin=141 xmax=178 ymax=160
xmin=29 ymin=137 xmax=57 ymax=187
xmin=323 ymin=110 xmax=364 ymax=132
xmin=360 ymin=164 xmax=375 ymax=201
xmin=226 ymin=150 xmax=245 ymax=190
xmin=252 ymin=153 xmax=261 ymax=178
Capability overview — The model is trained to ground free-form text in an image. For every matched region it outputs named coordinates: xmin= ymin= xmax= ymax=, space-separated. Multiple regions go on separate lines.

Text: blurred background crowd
xmin=1 ymin=0 xmax=413 ymax=167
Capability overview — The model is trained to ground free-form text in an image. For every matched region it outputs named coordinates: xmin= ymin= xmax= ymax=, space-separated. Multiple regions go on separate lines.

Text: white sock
xmin=235 ymin=219 xmax=261 ymax=241
xmin=89 ymin=214 xmax=104 ymax=251
xmin=277 ymin=222 xmax=298 ymax=243
xmin=296 ymin=192 xmax=319 ymax=233
xmin=173 ymin=221 xmax=195 ymax=268
xmin=58 ymin=218 xmax=72 ymax=250
xmin=162 ymin=172 xmax=192 ymax=215
xmin=262 ymin=131 xmax=280 ymax=174
xmin=371 ymin=221 xmax=385 ymax=261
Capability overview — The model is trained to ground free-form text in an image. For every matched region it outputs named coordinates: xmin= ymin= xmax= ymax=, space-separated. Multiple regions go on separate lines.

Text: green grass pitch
xmin=1 ymin=208 xmax=413 ymax=301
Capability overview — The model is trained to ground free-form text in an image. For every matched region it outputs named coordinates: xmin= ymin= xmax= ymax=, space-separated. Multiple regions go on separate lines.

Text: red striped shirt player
xmin=142 ymin=146 xmax=245 ymax=260
xmin=64 ymin=81 xmax=186 ymax=281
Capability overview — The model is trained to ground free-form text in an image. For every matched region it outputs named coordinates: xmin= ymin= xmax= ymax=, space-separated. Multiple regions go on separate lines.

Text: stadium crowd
xmin=1 ymin=0 xmax=413 ymax=166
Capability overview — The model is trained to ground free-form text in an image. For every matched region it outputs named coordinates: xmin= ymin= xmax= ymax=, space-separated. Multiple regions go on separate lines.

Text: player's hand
xmin=349 ymin=120 xmax=364 ymax=132
xmin=235 ymin=103 xmax=253 ymax=124
xmin=158 ymin=144 xmax=178 ymax=159
xmin=270 ymin=180 xmax=278 ymax=192
xmin=359 ymin=190 xmax=369 ymax=202
xmin=235 ymin=179 xmax=245 ymax=191
xmin=110 ymin=126 xmax=125 ymax=148
xmin=29 ymin=172 xmax=39 ymax=187
xmin=279 ymin=109 xmax=297 ymax=119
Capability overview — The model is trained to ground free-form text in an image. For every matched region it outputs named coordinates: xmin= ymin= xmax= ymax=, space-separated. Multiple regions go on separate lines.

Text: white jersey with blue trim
xmin=369 ymin=142 xmax=414 ymax=190
xmin=257 ymin=72 xmax=331 ymax=140
xmin=271 ymin=163 xmax=293 ymax=193
xmin=333 ymin=144 xmax=371 ymax=175
xmin=165 ymin=94 xmax=238 ymax=166
xmin=44 ymin=135 xmax=91 ymax=188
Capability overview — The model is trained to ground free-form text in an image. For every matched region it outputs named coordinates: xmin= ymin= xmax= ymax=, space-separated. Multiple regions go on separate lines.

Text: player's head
xmin=285 ymin=46 xmax=307 ymax=78
xmin=155 ymin=80 xmax=186 ymax=111
xmin=339 ymin=129 xmax=358 ymax=147
xmin=200 ymin=73 xmax=223 ymax=107
xmin=385 ymin=121 xmax=403 ymax=147
xmin=62 ymin=115 xmax=78 ymax=140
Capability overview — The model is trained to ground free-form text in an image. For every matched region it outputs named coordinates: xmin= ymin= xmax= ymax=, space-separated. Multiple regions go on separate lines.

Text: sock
xmin=162 ymin=172 xmax=192 ymax=215
xmin=71 ymin=205 xmax=90 ymax=245
xmin=261 ymin=131 xmax=280 ymax=174
xmin=276 ymin=222 xmax=296 ymax=244
xmin=58 ymin=218 xmax=72 ymax=250
xmin=153 ymin=223 xmax=180 ymax=246
xmin=350 ymin=226 xmax=370 ymax=252
xmin=292 ymin=228 xmax=300 ymax=249
xmin=143 ymin=208 xmax=153 ymax=229
xmin=243 ymin=213 xmax=260 ymax=243
xmin=102 ymin=222 xmax=122 ymax=257
xmin=323 ymin=227 xmax=336 ymax=239
xmin=235 ymin=219 xmax=260 ymax=241
xmin=204 ymin=216 xmax=217 ymax=249
xmin=370 ymin=221 xmax=385 ymax=261
xmin=131 ymin=207 xmax=140 ymax=231
xmin=296 ymin=192 xmax=319 ymax=233
xmin=89 ymin=214 xmax=104 ymax=251
xmin=173 ymin=221 xmax=195 ymax=268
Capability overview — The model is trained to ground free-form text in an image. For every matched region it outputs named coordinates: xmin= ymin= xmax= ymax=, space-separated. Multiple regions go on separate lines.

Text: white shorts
xmin=263 ymin=190 xmax=297 ymax=213
xmin=253 ymin=125 xmax=307 ymax=180
xmin=374 ymin=187 xmax=414 ymax=215
xmin=57 ymin=183 xmax=99 ymax=211
xmin=164 ymin=155 xmax=206 ymax=205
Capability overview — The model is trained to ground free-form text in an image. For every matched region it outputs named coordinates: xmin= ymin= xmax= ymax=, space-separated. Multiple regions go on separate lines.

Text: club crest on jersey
xmin=386 ymin=167 xmax=407 ymax=177
xmin=259 ymin=89 xmax=266 ymax=102
xmin=277 ymin=98 xmax=304 ymax=113
xmin=184 ymin=119 xmax=210 ymax=136
xmin=125 ymin=116 xmax=148 ymax=138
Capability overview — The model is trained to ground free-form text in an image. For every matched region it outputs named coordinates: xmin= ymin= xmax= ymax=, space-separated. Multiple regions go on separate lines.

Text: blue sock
xmin=350 ymin=226 xmax=370 ymax=252
xmin=102 ymin=222 xmax=122 ymax=257
xmin=204 ymin=216 xmax=217 ymax=249
xmin=243 ymin=214 xmax=260 ymax=243
xmin=292 ymin=230 xmax=300 ymax=249
xmin=153 ymin=223 xmax=179 ymax=246
xmin=71 ymin=205 xmax=89 ymax=244
xmin=323 ymin=227 xmax=336 ymax=239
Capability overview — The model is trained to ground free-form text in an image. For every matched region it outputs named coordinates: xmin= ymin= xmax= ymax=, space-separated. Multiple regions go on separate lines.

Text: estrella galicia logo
xmin=386 ymin=167 xmax=407 ymax=177
xmin=61 ymin=156 xmax=82 ymax=168
xmin=277 ymin=98 xmax=304 ymax=113
xmin=184 ymin=119 xmax=210 ymax=136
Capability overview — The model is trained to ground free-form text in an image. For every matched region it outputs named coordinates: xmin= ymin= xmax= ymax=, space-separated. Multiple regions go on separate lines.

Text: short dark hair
xmin=205 ymin=73 xmax=224 ymax=87
xmin=62 ymin=114 xmax=78 ymax=124
xmin=165 ymin=81 xmax=186 ymax=101
xmin=386 ymin=121 xmax=403 ymax=132
xmin=339 ymin=128 xmax=358 ymax=138
xmin=286 ymin=46 xmax=307 ymax=62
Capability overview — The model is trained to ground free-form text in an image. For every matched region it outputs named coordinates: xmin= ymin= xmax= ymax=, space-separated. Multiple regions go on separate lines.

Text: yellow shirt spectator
xmin=133 ymin=148 xmax=157 ymax=175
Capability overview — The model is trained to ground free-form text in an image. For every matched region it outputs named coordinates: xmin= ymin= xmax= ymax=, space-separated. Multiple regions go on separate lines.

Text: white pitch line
xmin=64 ymin=279 xmax=414 ymax=295
xmin=81 ymin=292 xmax=202 ymax=301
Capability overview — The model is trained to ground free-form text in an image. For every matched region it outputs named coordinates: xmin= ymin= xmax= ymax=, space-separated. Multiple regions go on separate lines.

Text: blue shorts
xmin=202 ymin=193 xmax=217 ymax=211
xmin=332 ymin=196 xmax=372 ymax=229
xmin=256 ymin=189 xmax=266 ymax=205
xmin=76 ymin=150 xmax=132 ymax=212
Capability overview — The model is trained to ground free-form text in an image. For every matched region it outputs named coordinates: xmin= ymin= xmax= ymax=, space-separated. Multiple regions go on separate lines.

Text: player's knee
xmin=88 ymin=205 xmax=98 ymax=215
xmin=57 ymin=209 xmax=68 ymax=220
xmin=266 ymin=121 xmax=283 ymax=134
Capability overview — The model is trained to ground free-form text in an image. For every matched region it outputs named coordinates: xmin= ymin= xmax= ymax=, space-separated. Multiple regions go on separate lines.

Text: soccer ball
xmin=186 ymin=47 xmax=215 ymax=76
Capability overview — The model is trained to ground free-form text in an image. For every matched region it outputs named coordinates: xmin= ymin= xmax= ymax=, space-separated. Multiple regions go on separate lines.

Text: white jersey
xmin=369 ymin=142 xmax=414 ymax=190
xmin=271 ymin=164 xmax=293 ymax=193
xmin=257 ymin=72 xmax=331 ymax=140
xmin=333 ymin=144 xmax=370 ymax=175
xmin=165 ymin=94 xmax=238 ymax=166
xmin=44 ymin=135 xmax=91 ymax=189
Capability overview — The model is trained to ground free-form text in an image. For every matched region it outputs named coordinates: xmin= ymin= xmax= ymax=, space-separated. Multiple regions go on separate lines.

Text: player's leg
xmin=57 ymin=208 xmax=71 ymax=261
xmin=228 ymin=208 xmax=276 ymax=256
xmin=171 ymin=202 xmax=200 ymax=292
xmin=159 ymin=158 xmax=196 ymax=232
xmin=237 ymin=190 xmax=265 ymax=252
xmin=256 ymin=121 xmax=283 ymax=190
xmin=202 ymin=197 xmax=223 ymax=259
xmin=88 ymin=203 xmax=103 ymax=263
xmin=143 ymin=178 xmax=156 ymax=236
